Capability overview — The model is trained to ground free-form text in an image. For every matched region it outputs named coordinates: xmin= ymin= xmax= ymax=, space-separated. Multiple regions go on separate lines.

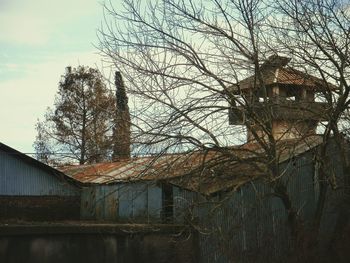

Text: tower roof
xmin=232 ymin=56 xmax=336 ymax=93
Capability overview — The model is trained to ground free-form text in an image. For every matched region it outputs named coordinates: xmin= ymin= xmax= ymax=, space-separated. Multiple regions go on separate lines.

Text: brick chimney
xmin=112 ymin=72 xmax=131 ymax=159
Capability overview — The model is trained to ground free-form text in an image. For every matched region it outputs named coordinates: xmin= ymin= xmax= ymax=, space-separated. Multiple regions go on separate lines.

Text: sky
xmin=0 ymin=0 xmax=117 ymax=154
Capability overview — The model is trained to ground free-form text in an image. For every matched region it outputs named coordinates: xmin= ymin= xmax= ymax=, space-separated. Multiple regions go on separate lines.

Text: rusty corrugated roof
xmin=231 ymin=56 xmax=337 ymax=93
xmin=61 ymin=150 xmax=221 ymax=184
xmin=61 ymin=136 xmax=323 ymax=195
xmin=236 ymin=66 xmax=334 ymax=92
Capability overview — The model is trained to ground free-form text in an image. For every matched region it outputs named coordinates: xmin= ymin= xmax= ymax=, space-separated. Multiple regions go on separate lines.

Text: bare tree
xmin=268 ymin=0 xmax=350 ymax=258
xmin=98 ymin=0 xmax=350 ymax=260
xmin=99 ymin=0 xmax=270 ymax=149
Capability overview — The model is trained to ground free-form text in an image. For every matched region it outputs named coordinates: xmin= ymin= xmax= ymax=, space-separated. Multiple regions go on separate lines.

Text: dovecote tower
xmin=229 ymin=56 xmax=333 ymax=142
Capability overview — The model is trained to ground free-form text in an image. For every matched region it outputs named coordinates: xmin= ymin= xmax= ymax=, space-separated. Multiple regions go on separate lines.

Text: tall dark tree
xmin=34 ymin=66 xmax=116 ymax=165
xmin=112 ymin=72 xmax=131 ymax=159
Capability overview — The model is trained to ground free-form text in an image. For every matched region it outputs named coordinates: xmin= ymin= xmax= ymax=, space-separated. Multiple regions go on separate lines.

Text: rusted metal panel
xmin=0 ymin=149 xmax=78 ymax=196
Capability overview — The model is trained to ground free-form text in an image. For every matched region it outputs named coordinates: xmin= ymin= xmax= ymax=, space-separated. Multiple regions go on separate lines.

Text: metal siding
xmin=318 ymin=140 xmax=347 ymax=246
xmin=318 ymin=141 xmax=346 ymax=247
xmin=195 ymin=179 xmax=294 ymax=262
xmin=103 ymin=185 xmax=119 ymax=221
xmin=0 ymin=150 xmax=78 ymax=196
xmin=132 ymin=183 xmax=148 ymax=220
xmin=118 ymin=184 xmax=133 ymax=220
xmin=173 ymin=186 xmax=198 ymax=224
xmin=227 ymin=192 xmax=245 ymax=260
xmin=197 ymin=192 xmax=245 ymax=263
xmin=93 ymin=186 xmax=104 ymax=219
xmin=196 ymin=200 xmax=220 ymax=263
xmin=147 ymin=183 xmax=162 ymax=222
xmin=254 ymin=183 xmax=275 ymax=257
xmin=283 ymin=152 xmax=316 ymax=223
xmin=77 ymin=140 xmax=350 ymax=262
xmin=318 ymin=188 xmax=342 ymax=248
xmin=194 ymin=180 xmax=290 ymax=263
xmin=171 ymin=187 xmax=221 ymax=261
xmin=326 ymin=141 xmax=345 ymax=183
xmin=172 ymin=187 xmax=182 ymax=223
xmin=215 ymin=196 xmax=236 ymax=263
xmin=270 ymin=194 xmax=289 ymax=259
xmin=80 ymin=187 xmax=97 ymax=219
xmin=80 ymin=182 xmax=163 ymax=222
xmin=241 ymin=184 xmax=259 ymax=253
xmin=299 ymin=154 xmax=317 ymax=221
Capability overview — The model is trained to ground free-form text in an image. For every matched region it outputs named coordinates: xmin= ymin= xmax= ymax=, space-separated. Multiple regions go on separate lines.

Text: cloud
xmin=0 ymin=0 xmax=102 ymax=46
xmin=0 ymin=13 xmax=50 ymax=45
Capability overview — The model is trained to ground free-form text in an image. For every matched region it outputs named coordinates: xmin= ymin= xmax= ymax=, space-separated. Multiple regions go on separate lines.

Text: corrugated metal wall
xmin=174 ymin=147 xmax=348 ymax=262
xmin=194 ymin=153 xmax=305 ymax=262
xmin=81 ymin=182 xmax=204 ymax=223
xmin=0 ymin=150 xmax=78 ymax=196
xmin=186 ymin=183 xmax=280 ymax=263
xmin=81 ymin=182 xmax=163 ymax=222
xmin=79 ymin=141 xmax=348 ymax=262
xmin=173 ymin=186 xmax=201 ymax=224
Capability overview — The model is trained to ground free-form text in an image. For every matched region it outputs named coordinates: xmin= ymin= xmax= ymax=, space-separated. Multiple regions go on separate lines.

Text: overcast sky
xmin=0 ymin=0 xmax=116 ymax=154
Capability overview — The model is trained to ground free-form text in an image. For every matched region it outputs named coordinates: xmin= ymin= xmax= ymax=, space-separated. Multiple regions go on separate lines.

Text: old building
xmin=1 ymin=60 xmax=349 ymax=262
xmin=0 ymin=142 xmax=80 ymax=221
xmin=60 ymin=135 xmax=349 ymax=262
xmin=0 ymin=143 xmax=197 ymax=263
xmin=61 ymin=59 xmax=350 ymax=261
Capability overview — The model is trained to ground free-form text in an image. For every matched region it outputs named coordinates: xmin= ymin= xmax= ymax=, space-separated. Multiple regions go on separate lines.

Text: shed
xmin=0 ymin=142 xmax=80 ymax=221
xmin=62 ymin=136 xmax=322 ymax=224
xmin=61 ymin=156 xmax=204 ymax=223
xmin=62 ymin=136 xmax=350 ymax=262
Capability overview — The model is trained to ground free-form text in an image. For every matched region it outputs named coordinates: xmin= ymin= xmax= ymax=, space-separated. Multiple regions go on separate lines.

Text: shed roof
xmin=61 ymin=136 xmax=322 ymax=195
xmin=0 ymin=142 xmax=78 ymax=186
